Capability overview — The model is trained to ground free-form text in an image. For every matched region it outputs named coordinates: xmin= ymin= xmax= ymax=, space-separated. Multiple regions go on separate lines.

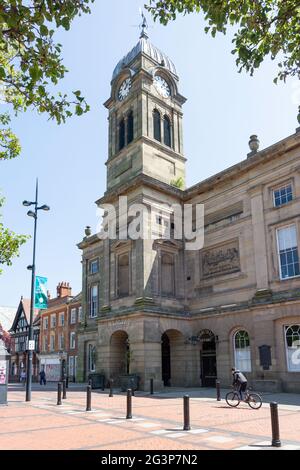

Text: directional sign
xmin=34 ymin=276 xmax=48 ymax=309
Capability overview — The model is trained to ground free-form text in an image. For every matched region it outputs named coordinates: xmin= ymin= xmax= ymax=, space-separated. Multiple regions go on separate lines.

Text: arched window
xmin=118 ymin=254 xmax=129 ymax=297
xmin=161 ymin=253 xmax=174 ymax=296
xmin=153 ymin=109 xmax=161 ymax=142
xmin=163 ymin=115 xmax=171 ymax=147
xmin=234 ymin=330 xmax=251 ymax=372
xmin=119 ymin=118 xmax=125 ymax=151
xmin=285 ymin=325 xmax=300 ymax=371
xmin=127 ymin=111 xmax=134 ymax=145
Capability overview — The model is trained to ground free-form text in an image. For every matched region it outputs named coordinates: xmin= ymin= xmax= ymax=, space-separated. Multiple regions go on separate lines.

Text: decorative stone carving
xmin=201 ymin=240 xmax=240 ymax=278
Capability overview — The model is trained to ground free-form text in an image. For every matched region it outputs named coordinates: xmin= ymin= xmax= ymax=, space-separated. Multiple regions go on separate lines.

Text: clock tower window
xmin=153 ymin=109 xmax=161 ymax=142
xmin=127 ymin=111 xmax=134 ymax=145
xmin=163 ymin=115 xmax=172 ymax=148
xmin=119 ymin=118 xmax=125 ymax=151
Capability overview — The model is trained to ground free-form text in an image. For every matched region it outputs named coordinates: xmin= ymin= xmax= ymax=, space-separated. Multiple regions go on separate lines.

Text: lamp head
xmin=27 ymin=210 xmax=36 ymax=218
xmin=39 ymin=205 xmax=50 ymax=212
xmin=23 ymin=201 xmax=33 ymax=207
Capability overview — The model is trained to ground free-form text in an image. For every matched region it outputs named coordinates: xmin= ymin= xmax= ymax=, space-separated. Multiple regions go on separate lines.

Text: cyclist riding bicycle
xmin=231 ymin=368 xmax=248 ymax=401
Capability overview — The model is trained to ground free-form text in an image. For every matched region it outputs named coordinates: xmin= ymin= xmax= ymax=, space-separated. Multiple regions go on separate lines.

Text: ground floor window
xmin=68 ymin=356 xmax=77 ymax=378
xmin=234 ymin=330 xmax=251 ymax=372
xmin=285 ymin=325 xmax=300 ymax=372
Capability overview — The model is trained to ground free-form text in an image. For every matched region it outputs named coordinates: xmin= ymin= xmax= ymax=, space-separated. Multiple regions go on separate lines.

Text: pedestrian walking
xmin=39 ymin=369 xmax=47 ymax=386
xmin=20 ymin=370 xmax=26 ymax=385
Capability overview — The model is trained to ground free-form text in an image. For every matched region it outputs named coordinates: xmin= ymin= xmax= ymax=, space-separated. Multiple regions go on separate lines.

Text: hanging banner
xmin=34 ymin=276 xmax=48 ymax=309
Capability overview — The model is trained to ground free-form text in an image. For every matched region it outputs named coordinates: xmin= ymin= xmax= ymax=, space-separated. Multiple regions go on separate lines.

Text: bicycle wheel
xmin=225 ymin=391 xmax=240 ymax=407
xmin=247 ymin=393 xmax=262 ymax=409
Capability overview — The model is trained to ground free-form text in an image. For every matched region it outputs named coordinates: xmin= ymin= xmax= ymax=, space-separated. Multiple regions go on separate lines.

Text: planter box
xmin=119 ymin=374 xmax=139 ymax=392
xmin=88 ymin=373 xmax=105 ymax=390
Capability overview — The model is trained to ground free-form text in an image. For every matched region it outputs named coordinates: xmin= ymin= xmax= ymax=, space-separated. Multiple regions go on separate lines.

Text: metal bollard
xmin=126 ymin=389 xmax=132 ymax=419
xmin=66 ymin=376 xmax=69 ymax=389
xmin=183 ymin=395 xmax=191 ymax=431
xmin=270 ymin=402 xmax=281 ymax=447
xmin=109 ymin=379 xmax=114 ymax=397
xmin=150 ymin=378 xmax=154 ymax=395
xmin=57 ymin=382 xmax=62 ymax=406
xmin=86 ymin=385 xmax=92 ymax=412
xmin=216 ymin=380 xmax=221 ymax=401
xmin=62 ymin=379 xmax=67 ymax=399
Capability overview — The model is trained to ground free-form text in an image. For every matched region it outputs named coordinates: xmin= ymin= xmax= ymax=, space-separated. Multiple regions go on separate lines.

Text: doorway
xmin=161 ymin=333 xmax=171 ymax=386
xmin=200 ymin=330 xmax=217 ymax=387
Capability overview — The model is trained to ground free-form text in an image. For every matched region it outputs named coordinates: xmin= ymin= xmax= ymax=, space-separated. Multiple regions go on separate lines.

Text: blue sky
xmin=0 ymin=0 xmax=299 ymax=307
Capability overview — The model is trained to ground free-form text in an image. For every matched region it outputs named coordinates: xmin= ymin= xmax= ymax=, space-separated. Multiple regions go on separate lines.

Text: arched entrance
xmin=110 ymin=331 xmax=130 ymax=378
xmin=161 ymin=329 xmax=185 ymax=387
xmin=199 ymin=330 xmax=217 ymax=387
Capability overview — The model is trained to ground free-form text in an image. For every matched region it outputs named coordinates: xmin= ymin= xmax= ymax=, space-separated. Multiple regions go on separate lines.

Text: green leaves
xmin=0 ymin=0 xmax=95 ymax=159
xmin=146 ymin=0 xmax=300 ymax=83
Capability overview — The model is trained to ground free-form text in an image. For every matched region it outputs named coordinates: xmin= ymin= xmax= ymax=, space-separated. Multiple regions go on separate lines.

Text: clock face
xmin=118 ymin=78 xmax=132 ymax=101
xmin=154 ymin=75 xmax=171 ymax=98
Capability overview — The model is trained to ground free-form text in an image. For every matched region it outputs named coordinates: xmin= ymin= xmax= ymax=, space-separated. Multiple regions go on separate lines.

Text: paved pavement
xmin=1 ymin=385 xmax=300 ymax=450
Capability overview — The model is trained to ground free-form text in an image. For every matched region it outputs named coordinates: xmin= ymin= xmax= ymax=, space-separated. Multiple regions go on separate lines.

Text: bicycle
xmin=225 ymin=386 xmax=262 ymax=410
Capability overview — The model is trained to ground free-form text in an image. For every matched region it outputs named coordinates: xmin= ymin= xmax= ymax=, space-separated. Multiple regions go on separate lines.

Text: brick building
xmin=39 ymin=282 xmax=82 ymax=382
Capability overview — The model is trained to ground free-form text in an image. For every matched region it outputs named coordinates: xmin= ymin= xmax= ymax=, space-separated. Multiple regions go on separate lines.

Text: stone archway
xmin=161 ymin=329 xmax=185 ymax=387
xmin=109 ymin=330 xmax=130 ymax=379
xmin=198 ymin=329 xmax=217 ymax=387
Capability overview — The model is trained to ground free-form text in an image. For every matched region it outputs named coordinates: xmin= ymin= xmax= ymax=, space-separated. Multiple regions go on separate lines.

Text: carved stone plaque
xmin=201 ymin=239 xmax=240 ymax=278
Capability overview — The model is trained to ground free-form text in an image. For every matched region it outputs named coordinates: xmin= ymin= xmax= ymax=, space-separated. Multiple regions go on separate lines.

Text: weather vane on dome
xmin=139 ymin=8 xmax=149 ymax=38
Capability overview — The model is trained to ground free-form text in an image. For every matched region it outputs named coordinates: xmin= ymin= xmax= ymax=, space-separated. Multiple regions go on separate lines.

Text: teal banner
xmin=34 ymin=276 xmax=48 ymax=309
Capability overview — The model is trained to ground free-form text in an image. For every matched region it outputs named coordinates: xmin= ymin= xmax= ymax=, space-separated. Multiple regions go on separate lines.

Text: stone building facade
xmin=77 ymin=29 xmax=300 ymax=392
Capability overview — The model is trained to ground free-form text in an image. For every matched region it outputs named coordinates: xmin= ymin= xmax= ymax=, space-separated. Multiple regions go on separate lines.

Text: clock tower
xmin=104 ymin=24 xmax=187 ymax=193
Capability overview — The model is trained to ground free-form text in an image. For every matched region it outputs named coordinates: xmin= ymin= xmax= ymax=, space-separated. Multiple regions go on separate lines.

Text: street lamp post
xmin=23 ymin=179 xmax=49 ymax=402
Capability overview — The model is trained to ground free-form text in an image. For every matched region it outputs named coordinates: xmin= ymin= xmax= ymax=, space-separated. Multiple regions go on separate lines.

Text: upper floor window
xmin=50 ymin=314 xmax=56 ymax=328
xmin=43 ymin=336 xmax=47 ymax=352
xmin=153 ymin=110 xmax=161 ymax=142
xmin=234 ymin=330 xmax=251 ymax=372
xmin=59 ymin=333 xmax=65 ymax=350
xmin=70 ymin=332 xmax=76 ymax=350
xmin=118 ymin=253 xmax=130 ymax=297
xmin=50 ymin=334 xmax=55 ymax=351
xmin=119 ymin=118 xmax=125 ymax=151
xmin=273 ymin=184 xmax=293 ymax=208
xmin=89 ymin=259 xmax=99 ymax=274
xmin=70 ymin=308 xmax=77 ymax=324
xmin=43 ymin=317 xmax=48 ymax=330
xmin=161 ymin=253 xmax=175 ymax=296
xmin=89 ymin=285 xmax=98 ymax=318
xmin=127 ymin=111 xmax=134 ymax=145
xmin=277 ymin=225 xmax=300 ymax=279
xmin=59 ymin=312 xmax=64 ymax=326
xmin=163 ymin=115 xmax=171 ymax=147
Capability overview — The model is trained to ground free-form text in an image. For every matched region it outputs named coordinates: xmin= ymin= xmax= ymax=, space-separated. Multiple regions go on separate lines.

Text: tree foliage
xmin=0 ymin=0 xmax=94 ymax=160
xmin=146 ymin=0 xmax=300 ymax=84
xmin=0 ymin=195 xmax=28 ymax=273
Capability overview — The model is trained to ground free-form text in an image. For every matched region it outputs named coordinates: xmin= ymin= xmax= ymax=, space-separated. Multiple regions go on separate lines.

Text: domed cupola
xmin=112 ymin=26 xmax=177 ymax=82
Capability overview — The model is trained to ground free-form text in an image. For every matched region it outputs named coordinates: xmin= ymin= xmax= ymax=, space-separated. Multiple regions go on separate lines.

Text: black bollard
xmin=216 ymin=380 xmax=221 ymax=401
xmin=126 ymin=389 xmax=132 ymax=419
xmin=66 ymin=376 xmax=69 ymax=389
xmin=62 ymin=379 xmax=67 ymax=399
xmin=183 ymin=395 xmax=191 ymax=431
xmin=150 ymin=378 xmax=154 ymax=395
xmin=109 ymin=379 xmax=114 ymax=397
xmin=270 ymin=402 xmax=281 ymax=447
xmin=57 ymin=382 xmax=62 ymax=406
xmin=86 ymin=385 xmax=92 ymax=412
